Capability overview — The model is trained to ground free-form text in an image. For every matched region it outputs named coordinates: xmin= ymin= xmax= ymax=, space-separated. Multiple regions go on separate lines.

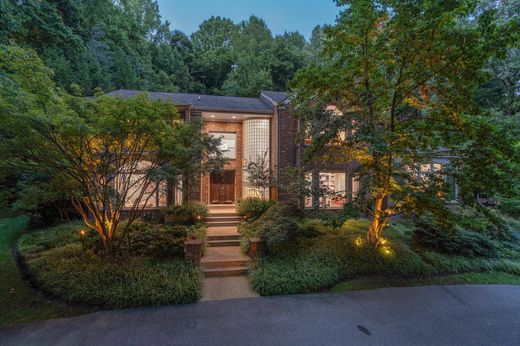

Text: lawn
xmin=331 ymin=271 xmax=520 ymax=293
xmin=0 ymin=217 xmax=91 ymax=329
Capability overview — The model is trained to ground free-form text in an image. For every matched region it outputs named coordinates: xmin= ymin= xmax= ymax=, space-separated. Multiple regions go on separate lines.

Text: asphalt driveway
xmin=1 ymin=285 xmax=519 ymax=346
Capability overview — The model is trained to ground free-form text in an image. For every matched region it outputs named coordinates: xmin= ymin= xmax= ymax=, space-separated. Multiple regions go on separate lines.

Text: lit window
xmin=210 ymin=132 xmax=237 ymax=159
xmin=305 ymin=172 xmax=346 ymax=208
xmin=116 ymin=161 xmax=167 ymax=209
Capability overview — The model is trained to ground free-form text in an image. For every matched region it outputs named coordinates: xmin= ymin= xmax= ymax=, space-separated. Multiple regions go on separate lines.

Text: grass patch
xmin=330 ymin=271 xmax=520 ymax=293
xmin=0 ymin=217 xmax=90 ymax=329
xmin=17 ymin=221 xmax=203 ymax=309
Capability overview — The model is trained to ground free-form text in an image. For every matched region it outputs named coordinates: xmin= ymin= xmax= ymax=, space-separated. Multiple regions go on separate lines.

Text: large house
xmin=106 ymin=89 xmax=358 ymax=210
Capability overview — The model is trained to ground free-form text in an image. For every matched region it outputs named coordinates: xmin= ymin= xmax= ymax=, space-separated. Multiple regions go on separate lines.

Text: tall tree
xmin=291 ymin=0 xmax=504 ymax=245
xmin=191 ymin=16 xmax=238 ymax=94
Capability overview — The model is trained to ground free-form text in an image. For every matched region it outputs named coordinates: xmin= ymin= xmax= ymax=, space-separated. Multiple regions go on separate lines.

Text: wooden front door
xmin=210 ymin=171 xmax=235 ymax=204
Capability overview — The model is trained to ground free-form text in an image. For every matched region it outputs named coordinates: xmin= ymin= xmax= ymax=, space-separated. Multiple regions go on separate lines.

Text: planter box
xmin=249 ymin=238 xmax=265 ymax=258
xmin=184 ymin=239 xmax=203 ymax=263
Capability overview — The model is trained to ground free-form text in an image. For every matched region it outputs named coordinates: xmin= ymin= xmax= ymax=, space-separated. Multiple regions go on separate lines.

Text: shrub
xmin=262 ymin=217 xmax=300 ymax=250
xmin=412 ymin=216 xmax=498 ymax=258
xmin=17 ymin=222 xmax=203 ymax=308
xmin=237 ymin=197 xmax=275 ymax=218
xmin=454 ymin=206 xmax=511 ymax=240
xmin=238 ymin=203 xmax=301 ymax=252
xmin=297 ymin=219 xmax=333 ymax=239
xmin=498 ymin=196 xmax=520 ymax=218
xmin=165 ymin=201 xmax=208 ymax=223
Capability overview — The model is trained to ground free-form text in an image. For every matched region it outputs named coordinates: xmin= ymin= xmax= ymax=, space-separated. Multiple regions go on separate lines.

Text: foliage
xmin=290 ymin=0 xmax=512 ymax=244
xmin=297 ymin=219 xmax=334 ymax=239
xmin=1 ymin=2 xmax=316 ymax=97
xmin=238 ymin=202 xmax=301 ymax=252
xmin=0 ymin=45 xmax=222 ymax=256
xmin=17 ymin=221 xmax=202 ymax=308
xmin=412 ymin=216 xmax=499 ymax=258
xmin=0 ymin=217 xmax=90 ymax=329
xmin=249 ymin=219 xmax=434 ymax=295
xmin=243 ymin=151 xmax=275 ymax=200
xmin=237 ymin=197 xmax=275 ymax=217
xmin=165 ymin=201 xmax=209 ymax=223
xmin=498 ymin=196 xmax=520 ymax=218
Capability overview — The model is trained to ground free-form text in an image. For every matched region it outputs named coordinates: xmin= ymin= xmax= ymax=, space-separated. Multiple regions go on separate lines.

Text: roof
xmin=105 ymin=89 xmax=278 ymax=114
xmin=260 ymin=90 xmax=289 ymax=104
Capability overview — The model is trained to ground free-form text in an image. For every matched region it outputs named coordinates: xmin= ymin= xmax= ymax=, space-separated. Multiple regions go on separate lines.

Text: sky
xmin=156 ymin=0 xmax=341 ymax=40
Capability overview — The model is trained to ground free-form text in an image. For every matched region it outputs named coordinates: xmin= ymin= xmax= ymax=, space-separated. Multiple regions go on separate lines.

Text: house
xmin=105 ymin=89 xmax=358 ymax=210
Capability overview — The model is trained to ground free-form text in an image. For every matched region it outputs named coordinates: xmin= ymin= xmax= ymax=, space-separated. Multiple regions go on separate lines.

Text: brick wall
xmin=201 ymin=121 xmax=243 ymax=204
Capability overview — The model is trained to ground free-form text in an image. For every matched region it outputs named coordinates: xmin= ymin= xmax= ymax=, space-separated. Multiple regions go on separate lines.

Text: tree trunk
xmin=367 ymin=195 xmax=386 ymax=245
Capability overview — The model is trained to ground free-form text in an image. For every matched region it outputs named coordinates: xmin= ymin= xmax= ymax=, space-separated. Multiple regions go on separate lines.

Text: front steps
xmin=205 ymin=214 xmax=243 ymax=228
xmin=201 ymin=246 xmax=249 ymax=277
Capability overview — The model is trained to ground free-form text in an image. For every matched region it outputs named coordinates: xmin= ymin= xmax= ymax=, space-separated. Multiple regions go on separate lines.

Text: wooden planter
xmin=249 ymin=238 xmax=265 ymax=258
xmin=184 ymin=239 xmax=203 ymax=263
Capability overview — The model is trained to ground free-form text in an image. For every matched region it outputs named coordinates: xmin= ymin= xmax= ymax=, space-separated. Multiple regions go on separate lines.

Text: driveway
xmin=1 ymin=285 xmax=519 ymax=346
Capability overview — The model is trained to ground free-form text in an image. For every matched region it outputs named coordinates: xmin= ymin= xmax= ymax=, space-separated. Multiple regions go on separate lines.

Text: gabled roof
xmin=105 ymin=89 xmax=277 ymax=114
xmin=261 ymin=90 xmax=289 ymax=104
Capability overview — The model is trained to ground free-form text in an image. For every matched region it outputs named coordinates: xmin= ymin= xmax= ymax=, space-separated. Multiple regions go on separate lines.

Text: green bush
xmin=454 ymin=206 xmax=511 ymax=239
xmin=237 ymin=197 xmax=275 ymax=218
xmin=17 ymin=222 xmax=203 ymax=308
xmin=238 ymin=202 xmax=301 ymax=252
xmin=297 ymin=219 xmax=333 ymax=239
xmin=412 ymin=216 xmax=498 ymax=258
xmin=249 ymin=229 xmax=435 ymax=296
xmin=262 ymin=217 xmax=300 ymax=250
xmin=165 ymin=201 xmax=208 ymax=223
xmin=498 ymin=196 xmax=520 ymax=218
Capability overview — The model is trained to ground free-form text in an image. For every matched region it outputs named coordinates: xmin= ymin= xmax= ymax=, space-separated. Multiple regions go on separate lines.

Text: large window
xmin=116 ymin=161 xmax=168 ymax=209
xmin=305 ymin=172 xmax=346 ymax=208
xmin=210 ymin=132 xmax=237 ymax=159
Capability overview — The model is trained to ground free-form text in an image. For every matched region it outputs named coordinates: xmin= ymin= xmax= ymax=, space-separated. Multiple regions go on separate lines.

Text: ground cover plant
xmin=17 ymin=220 xmax=204 ymax=309
xmin=0 ymin=217 xmax=90 ymax=329
xmin=245 ymin=204 xmax=520 ymax=296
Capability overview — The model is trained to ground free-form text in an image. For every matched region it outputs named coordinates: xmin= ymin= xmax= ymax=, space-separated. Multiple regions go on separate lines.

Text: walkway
xmin=200 ymin=205 xmax=258 ymax=301
xmin=1 ymin=285 xmax=519 ymax=345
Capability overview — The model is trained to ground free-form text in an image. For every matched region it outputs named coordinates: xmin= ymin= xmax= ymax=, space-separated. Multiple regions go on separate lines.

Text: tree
xmin=0 ymin=45 xmax=222 ymax=256
xmin=291 ymin=0 xmax=503 ymax=245
xmin=191 ymin=16 xmax=238 ymax=93
xmin=243 ymin=151 xmax=275 ymax=200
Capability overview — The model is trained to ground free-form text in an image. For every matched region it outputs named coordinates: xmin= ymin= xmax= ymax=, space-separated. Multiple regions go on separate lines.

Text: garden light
xmin=355 ymin=236 xmax=363 ymax=247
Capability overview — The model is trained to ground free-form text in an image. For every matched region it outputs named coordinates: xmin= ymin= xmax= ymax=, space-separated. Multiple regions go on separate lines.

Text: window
xmin=305 ymin=172 xmax=346 ymax=208
xmin=116 ymin=161 xmax=168 ymax=209
xmin=210 ymin=132 xmax=237 ymax=159
xmin=352 ymin=177 xmax=360 ymax=200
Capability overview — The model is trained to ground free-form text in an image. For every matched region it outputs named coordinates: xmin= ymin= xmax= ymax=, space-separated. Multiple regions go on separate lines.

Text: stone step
xmin=207 ymin=213 xmax=242 ymax=217
xmin=203 ymin=266 xmax=249 ymax=277
xmin=205 ymin=216 xmax=243 ymax=222
xmin=201 ymin=258 xmax=249 ymax=269
xmin=208 ymin=234 xmax=240 ymax=241
xmin=207 ymin=221 xmax=241 ymax=227
xmin=208 ymin=239 xmax=240 ymax=247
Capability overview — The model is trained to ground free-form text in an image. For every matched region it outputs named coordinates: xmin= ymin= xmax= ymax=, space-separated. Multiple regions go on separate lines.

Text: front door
xmin=210 ymin=171 xmax=235 ymax=204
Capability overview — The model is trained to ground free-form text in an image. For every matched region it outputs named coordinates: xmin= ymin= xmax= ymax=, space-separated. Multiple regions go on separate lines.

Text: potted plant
xmin=165 ymin=201 xmax=208 ymax=224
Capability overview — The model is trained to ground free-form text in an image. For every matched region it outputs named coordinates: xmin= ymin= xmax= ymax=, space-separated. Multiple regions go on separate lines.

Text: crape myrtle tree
xmin=291 ymin=0 xmax=508 ymax=245
xmin=0 ymin=45 xmax=223 ymax=256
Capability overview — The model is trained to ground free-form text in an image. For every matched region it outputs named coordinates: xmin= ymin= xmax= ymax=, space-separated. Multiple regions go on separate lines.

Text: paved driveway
xmin=1 ymin=285 xmax=519 ymax=346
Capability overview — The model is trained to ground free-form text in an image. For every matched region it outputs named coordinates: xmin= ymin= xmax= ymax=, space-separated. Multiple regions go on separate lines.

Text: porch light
xmin=211 ymin=115 xmax=215 ymax=118
xmin=232 ymin=116 xmax=236 ymax=119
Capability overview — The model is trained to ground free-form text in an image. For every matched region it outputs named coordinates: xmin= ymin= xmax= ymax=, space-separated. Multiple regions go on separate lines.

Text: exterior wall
xmin=276 ymin=105 xmax=300 ymax=203
xmin=201 ymin=121 xmax=243 ymax=204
